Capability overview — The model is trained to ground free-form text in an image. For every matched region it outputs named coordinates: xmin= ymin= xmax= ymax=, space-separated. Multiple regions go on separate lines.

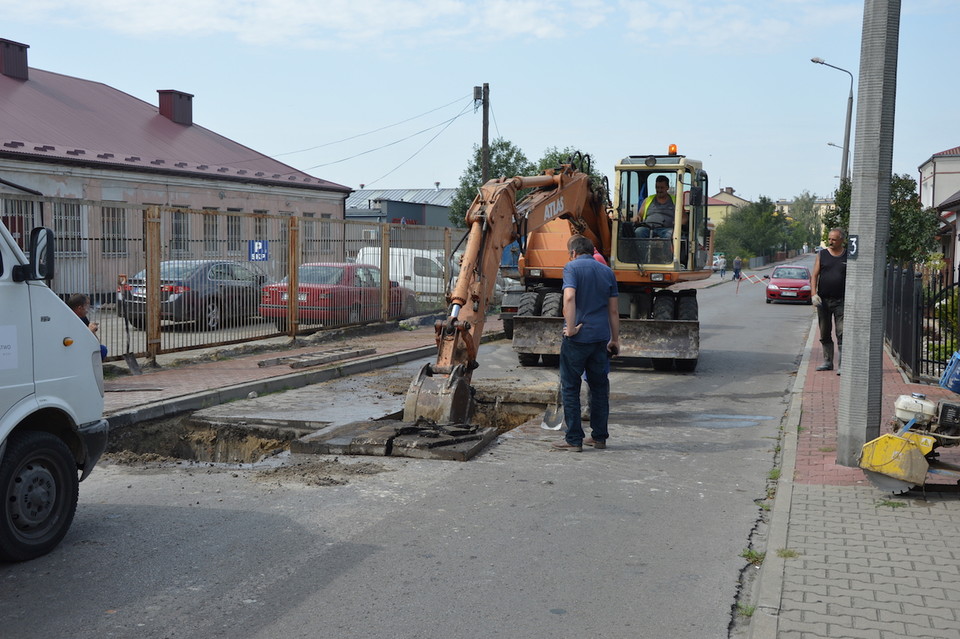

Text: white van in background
xmin=0 ymin=223 xmax=109 ymax=562
xmin=354 ymin=247 xmax=450 ymax=310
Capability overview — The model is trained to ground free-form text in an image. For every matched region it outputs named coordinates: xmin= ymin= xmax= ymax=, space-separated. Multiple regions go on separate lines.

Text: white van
xmin=0 ymin=222 xmax=108 ymax=562
xmin=354 ymin=247 xmax=450 ymax=309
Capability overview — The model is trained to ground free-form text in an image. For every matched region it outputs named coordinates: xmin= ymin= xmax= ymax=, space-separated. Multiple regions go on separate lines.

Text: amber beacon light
xmin=668 ymin=144 xmax=678 ymax=155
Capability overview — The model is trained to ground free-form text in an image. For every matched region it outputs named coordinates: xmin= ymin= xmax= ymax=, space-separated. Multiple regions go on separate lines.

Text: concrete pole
xmin=836 ymin=0 xmax=901 ymax=466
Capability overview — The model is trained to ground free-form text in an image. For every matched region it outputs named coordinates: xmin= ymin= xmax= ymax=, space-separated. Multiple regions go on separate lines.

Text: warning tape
xmin=735 ymin=273 xmax=766 ymax=293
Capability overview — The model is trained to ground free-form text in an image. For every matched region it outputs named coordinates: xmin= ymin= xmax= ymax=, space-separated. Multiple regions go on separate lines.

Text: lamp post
xmin=812 ymin=57 xmax=854 ymax=183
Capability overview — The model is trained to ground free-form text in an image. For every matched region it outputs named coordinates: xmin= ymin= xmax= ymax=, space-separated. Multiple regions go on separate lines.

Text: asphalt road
xmin=0 ymin=264 xmax=818 ymax=639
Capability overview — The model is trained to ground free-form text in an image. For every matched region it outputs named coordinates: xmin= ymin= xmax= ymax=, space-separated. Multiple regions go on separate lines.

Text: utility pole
xmin=474 ymin=83 xmax=490 ymax=183
xmin=836 ymin=0 xmax=901 ymax=466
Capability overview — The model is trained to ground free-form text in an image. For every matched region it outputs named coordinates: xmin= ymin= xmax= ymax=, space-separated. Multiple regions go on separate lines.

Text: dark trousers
xmin=817 ymin=297 xmax=844 ymax=361
xmin=559 ymin=339 xmax=610 ymax=446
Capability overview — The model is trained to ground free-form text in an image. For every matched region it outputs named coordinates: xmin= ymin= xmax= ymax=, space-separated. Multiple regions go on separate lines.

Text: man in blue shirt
xmin=553 ymin=235 xmax=620 ymax=451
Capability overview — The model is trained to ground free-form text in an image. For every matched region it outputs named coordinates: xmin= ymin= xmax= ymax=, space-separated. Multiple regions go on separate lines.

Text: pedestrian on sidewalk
xmin=718 ymin=255 xmax=727 ymax=279
xmin=811 ymin=228 xmax=847 ymax=374
xmin=733 ymin=256 xmax=742 ymax=280
xmin=553 ymin=235 xmax=620 ymax=452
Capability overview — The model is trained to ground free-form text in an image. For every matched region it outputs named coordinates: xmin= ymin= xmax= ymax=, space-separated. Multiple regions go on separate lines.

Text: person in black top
xmin=811 ymin=228 xmax=847 ymax=374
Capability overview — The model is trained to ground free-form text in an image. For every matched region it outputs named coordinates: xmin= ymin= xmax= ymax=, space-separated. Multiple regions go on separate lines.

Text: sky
xmin=3 ymin=0 xmax=958 ymax=203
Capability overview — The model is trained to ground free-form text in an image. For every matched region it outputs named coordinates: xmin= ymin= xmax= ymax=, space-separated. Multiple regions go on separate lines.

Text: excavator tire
xmin=516 ymin=291 xmax=542 ymax=367
xmin=675 ymin=295 xmax=699 ymax=372
xmin=652 ymin=292 xmax=675 ymax=320
xmin=540 ymin=292 xmax=563 ymax=367
xmin=651 ymin=292 xmax=676 ymax=371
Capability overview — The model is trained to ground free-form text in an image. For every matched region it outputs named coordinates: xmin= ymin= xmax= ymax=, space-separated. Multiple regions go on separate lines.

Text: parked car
xmin=259 ymin=262 xmax=417 ymax=331
xmin=765 ymin=265 xmax=812 ymax=304
xmin=118 ymin=260 xmax=267 ymax=331
xmin=712 ymin=254 xmax=724 ymax=272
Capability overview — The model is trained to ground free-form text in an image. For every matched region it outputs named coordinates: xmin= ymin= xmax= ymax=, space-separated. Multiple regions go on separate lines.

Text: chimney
xmin=0 ymin=39 xmax=29 ymax=80
xmin=158 ymin=89 xmax=194 ymax=125
xmin=724 ymin=187 xmax=735 ymax=194
xmin=435 ymin=181 xmax=440 ymax=191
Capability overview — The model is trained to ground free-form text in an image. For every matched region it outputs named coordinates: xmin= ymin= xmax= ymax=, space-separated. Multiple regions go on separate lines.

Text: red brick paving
xmin=795 ymin=323 xmax=959 ymax=486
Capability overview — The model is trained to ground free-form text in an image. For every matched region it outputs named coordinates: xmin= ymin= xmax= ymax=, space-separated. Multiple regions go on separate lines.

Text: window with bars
xmin=203 ymin=209 xmax=219 ymax=254
xmin=171 ymin=208 xmax=189 ymax=255
xmin=227 ymin=210 xmax=243 ymax=254
xmin=101 ymin=205 xmax=127 ymax=255
xmin=54 ymin=201 xmax=83 ymax=254
xmin=320 ymin=213 xmax=332 ymax=254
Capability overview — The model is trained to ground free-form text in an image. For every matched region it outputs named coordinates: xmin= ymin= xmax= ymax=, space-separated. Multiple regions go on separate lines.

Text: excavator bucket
xmin=512 ymin=316 xmax=699 ymax=360
xmin=403 ymin=363 xmax=474 ymax=425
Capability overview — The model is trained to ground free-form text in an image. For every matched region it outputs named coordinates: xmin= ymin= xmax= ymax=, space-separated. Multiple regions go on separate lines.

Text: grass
xmin=876 ymin=499 xmax=908 ymax=509
xmin=740 ymin=549 xmax=765 ymax=566
xmin=736 ymin=603 xmax=756 ymax=618
xmin=776 ymin=548 xmax=800 ymax=559
xmin=768 ymin=468 xmax=781 ymax=481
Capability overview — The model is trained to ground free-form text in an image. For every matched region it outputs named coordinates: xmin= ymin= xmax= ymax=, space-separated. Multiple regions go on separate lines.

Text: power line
xmin=363 ymin=101 xmax=474 ymax=188
xmin=303 ymin=105 xmax=472 ymax=172
xmin=272 ymin=94 xmax=473 ymax=158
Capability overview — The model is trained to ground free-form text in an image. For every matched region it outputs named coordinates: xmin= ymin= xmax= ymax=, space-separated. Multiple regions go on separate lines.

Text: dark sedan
xmin=259 ymin=263 xmax=417 ymax=331
xmin=118 ymin=260 xmax=266 ymax=331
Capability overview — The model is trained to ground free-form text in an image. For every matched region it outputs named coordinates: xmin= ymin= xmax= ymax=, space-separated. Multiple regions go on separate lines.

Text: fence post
xmin=286 ymin=216 xmax=299 ymax=337
xmin=145 ymin=205 xmax=161 ymax=363
xmin=379 ymin=223 xmax=391 ymax=322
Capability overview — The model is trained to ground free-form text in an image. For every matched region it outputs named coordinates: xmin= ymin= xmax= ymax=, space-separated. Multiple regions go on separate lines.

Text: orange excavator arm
xmin=403 ymin=162 xmax=609 ymax=424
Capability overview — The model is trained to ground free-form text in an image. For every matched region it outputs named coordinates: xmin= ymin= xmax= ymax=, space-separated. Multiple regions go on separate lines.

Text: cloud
xmin=2 ymin=0 xmax=862 ymax=51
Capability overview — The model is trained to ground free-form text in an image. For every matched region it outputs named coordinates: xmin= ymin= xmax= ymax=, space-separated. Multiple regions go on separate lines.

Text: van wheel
xmin=0 ymin=431 xmax=79 ymax=562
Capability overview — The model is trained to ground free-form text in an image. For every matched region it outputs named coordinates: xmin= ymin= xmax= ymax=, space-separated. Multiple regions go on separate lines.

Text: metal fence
xmin=884 ymin=262 xmax=958 ymax=382
xmin=2 ymin=194 xmax=467 ymax=363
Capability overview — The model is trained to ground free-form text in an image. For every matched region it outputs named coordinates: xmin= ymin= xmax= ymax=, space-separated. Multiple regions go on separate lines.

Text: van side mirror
xmin=13 ymin=227 xmax=56 ymax=282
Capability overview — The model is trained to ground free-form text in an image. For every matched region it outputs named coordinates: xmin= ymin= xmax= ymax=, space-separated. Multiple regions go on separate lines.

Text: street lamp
xmin=811 ymin=57 xmax=854 ymax=183
xmin=827 ymin=142 xmax=843 ymax=151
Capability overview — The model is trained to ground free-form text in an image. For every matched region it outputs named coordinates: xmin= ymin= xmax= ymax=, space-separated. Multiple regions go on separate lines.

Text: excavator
xmin=404 ymin=148 xmax=713 ymax=427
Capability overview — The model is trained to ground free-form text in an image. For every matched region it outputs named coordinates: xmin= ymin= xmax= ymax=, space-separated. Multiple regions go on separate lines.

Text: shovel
xmin=540 ymin=381 xmax=566 ymax=430
xmin=122 ymin=312 xmax=142 ymax=375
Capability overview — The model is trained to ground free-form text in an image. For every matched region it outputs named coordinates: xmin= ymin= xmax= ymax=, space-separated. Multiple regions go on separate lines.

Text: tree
xmin=535 ymin=146 xmax=607 ymax=184
xmin=786 ymin=191 xmax=822 ymax=251
xmin=448 ymin=138 xmax=535 ymax=227
xmin=712 ymin=196 xmax=784 ymax=258
xmin=826 ymin=174 xmax=938 ymax=264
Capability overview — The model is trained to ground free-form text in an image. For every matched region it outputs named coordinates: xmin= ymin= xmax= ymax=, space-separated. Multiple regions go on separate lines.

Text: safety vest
xmin=640 ymin=194 xmax=674 ymax=220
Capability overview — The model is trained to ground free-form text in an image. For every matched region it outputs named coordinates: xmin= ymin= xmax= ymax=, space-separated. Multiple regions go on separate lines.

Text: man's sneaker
xmin=584 ymin=438 xmax=607 ymax=449
xmin=816 ymin=362 xmax=833 ymax=371
xmin=552 ymin=441 xmax=582 ymax=452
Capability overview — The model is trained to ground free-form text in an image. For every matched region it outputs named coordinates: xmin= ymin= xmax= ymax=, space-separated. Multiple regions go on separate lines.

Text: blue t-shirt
xmin=562 ymin=254 xmax=618 ymax=343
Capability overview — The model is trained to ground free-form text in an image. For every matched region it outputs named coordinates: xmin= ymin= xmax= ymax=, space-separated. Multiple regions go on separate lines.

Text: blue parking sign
xmin=248 ymin=240 xmax=269 ymax=262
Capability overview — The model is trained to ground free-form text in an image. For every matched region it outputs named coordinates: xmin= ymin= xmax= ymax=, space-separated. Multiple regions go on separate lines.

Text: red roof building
xmin=0 ymin=38 xmax=349 ymax=215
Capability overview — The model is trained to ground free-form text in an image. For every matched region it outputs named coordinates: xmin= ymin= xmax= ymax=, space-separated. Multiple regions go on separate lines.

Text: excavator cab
xmin=611 ymin=151 xmax=710 ymax=273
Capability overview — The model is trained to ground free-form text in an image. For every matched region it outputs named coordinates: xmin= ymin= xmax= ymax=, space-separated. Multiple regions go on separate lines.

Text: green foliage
xmin=536 ymin=146 xmax=607 ymax=183
xmin=823 ymin=178 xmax=850 ymax=237
xmin=713 ymin=196 xmax=783 ymax=258
xmin=786 ymin=191 xmax=822 ymax=250
xmin=828 ymin=175 xmax=939 ymax=264
xmin=448 ymin=138 xmax=535 ymax=227
xmin=888 ymin=174 xmax=940 ymax=264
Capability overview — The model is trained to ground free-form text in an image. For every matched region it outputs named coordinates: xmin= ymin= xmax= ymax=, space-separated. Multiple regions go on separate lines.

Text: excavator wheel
xmin=540 ymin=292 xmax=563 ymax=367
xmin=675 ymin=295 xmax=699 ymax=372
xmin=516 ymin=292 xmax=542 ymax=367
xmin=651 ymin=291 xmax=676 ymax=371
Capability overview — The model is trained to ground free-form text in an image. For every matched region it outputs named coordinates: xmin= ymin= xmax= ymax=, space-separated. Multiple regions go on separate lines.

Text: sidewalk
xmin=750 ymin=319 xmax=960 ymax=639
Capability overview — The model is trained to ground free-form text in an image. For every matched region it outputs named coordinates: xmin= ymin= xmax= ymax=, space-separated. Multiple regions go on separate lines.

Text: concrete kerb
xmin=105 ymin=329 xmax=504 ymax=429
xmin=747 ymin=316 xmax=816 ymax=639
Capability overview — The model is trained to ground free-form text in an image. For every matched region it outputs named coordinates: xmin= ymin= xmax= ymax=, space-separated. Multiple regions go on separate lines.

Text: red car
xmin=765 ymin=265 xmax=812 ymax=304
xmin=259 ymin=263 xmax=418 ymax=330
